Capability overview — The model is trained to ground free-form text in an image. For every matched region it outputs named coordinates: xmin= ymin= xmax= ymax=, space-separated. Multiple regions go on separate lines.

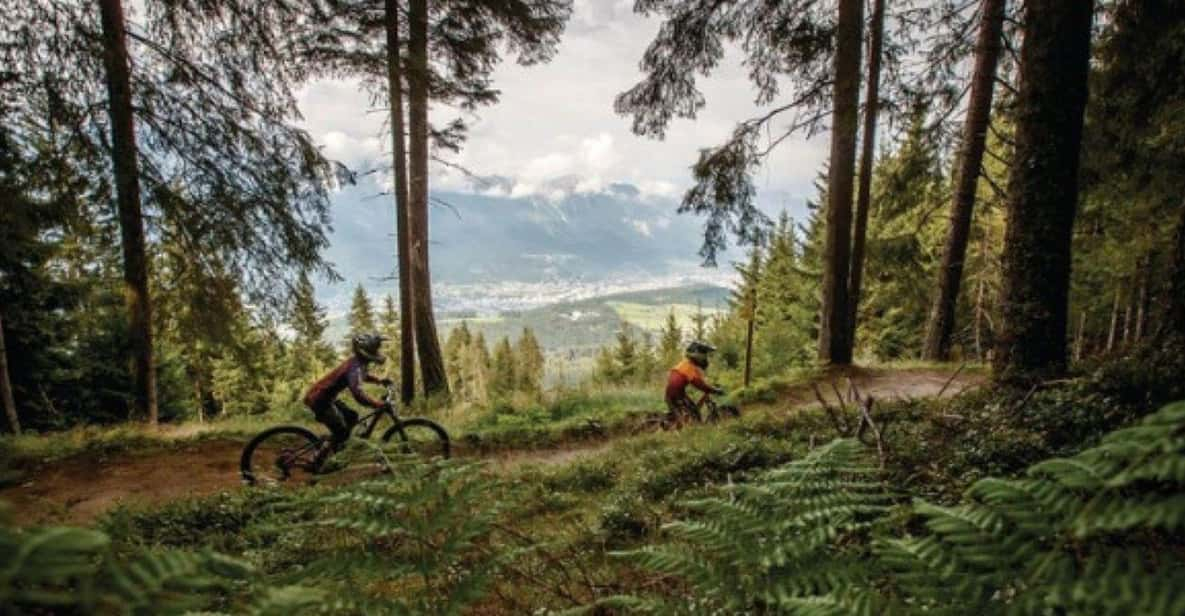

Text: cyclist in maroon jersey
xmin=303 ymin=333 xmax=392 ymax=457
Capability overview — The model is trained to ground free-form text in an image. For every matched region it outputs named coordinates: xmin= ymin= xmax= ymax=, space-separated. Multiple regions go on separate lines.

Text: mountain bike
xmin=240 ymin=385 xmax=450 ymax=486
xmin=642 ymin=391 xmax=741 ymax=431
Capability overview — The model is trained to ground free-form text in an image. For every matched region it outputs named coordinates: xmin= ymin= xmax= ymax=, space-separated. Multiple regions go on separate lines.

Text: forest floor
xmin=1 ymin=365 xmax=982 ymax=525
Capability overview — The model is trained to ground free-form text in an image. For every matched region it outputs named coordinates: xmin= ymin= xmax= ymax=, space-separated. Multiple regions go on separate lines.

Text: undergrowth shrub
xmin=3 ymin=458 xmax=505 ymax=614
xmin=102 ymin=490 xmax=294 ymax=553
xmin=0 ymin=511 xmax=254 ymax=614
xmin=610 ymin=400 xmax=1185 ymax=615
xmin=280 ymin=458 xmax=502 ymax=614
xmin=608 ymin=439 xmax=889 ymax=613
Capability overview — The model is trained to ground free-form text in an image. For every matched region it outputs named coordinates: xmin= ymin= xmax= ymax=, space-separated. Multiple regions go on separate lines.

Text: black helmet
xmin=352 ymin=333 xmax=387 ymax=363
xmin=685 ymin=340 xmax=716 ymax=367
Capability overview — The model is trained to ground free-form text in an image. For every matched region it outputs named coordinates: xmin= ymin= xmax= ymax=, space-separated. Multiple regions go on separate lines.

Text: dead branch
xmin=1008 ymin=384 xmax=1041 ymax=415
xmin=937 ymin=363 xmax=967 ymax=398
xmin=830 ymin=380 xmax=847 ymax=408
xmin=812 ymin=382 xmax=852 ymax=436
xmin=856 ymin=396 xmax=887 ymax=469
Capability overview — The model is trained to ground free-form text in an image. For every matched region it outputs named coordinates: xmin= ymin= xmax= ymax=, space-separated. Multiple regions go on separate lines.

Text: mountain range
xmin=316 ymin=176 xmax=741 ymax=314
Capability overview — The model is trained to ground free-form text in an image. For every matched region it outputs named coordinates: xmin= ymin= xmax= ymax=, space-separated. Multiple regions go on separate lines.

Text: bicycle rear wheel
xmin=241 ymin=426 xmax=323 ymax=486
xmin=381 ymin=418 xmax=450 ymax=459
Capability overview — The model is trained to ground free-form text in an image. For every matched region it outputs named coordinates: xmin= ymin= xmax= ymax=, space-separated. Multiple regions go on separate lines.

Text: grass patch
xmin=605 ymin=301 xmax=722 ymax=332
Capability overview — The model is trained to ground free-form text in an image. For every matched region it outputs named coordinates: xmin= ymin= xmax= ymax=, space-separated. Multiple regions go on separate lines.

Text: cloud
xmin=627 ymin=218 xmax=653 ymax=237
xmin=320 ymin=130 xmax=382 ymax=168
xmin=295 ymin=1 xmax=829 ymax=216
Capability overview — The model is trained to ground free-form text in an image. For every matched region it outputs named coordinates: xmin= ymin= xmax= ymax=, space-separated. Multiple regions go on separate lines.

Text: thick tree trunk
xmin=818 ymin=0 xmax=864 ymax=365
xmin=385 ymin=0 xmax=417 ymax=405
xmin=99 ymin=0 xmax=158 ymax=425
xmin=846 ymin=0 xmax=886 ymax=348
xmin=0 ymin=310 xmax=19 ymax=435
xmin=923 ymin=0 xmax=1006 ymax=361
xmin=992 ymin=0 xmax=1093 ymax=384
xmin=407 ymin=0 xmax=448 ymax=396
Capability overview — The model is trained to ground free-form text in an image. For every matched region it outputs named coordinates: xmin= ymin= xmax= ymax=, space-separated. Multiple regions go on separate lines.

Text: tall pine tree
xmin=994 ymin=0 xmax=1093 ymax=382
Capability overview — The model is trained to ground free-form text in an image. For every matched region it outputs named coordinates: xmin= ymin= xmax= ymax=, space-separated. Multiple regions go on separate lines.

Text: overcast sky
xmin=296 ymin=0 xmax=829 ymax=217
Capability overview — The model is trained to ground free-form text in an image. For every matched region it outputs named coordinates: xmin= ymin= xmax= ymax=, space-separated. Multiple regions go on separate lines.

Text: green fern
xmin=620 ymin=401 xmax=1185 ymax=615
xmin=282 ymin=458 xmax=502 ymax=615
xmin=0 ymin=523 xmax=252 ymax=614
xmin=0 ymin=457 xmax=504 ymax=615
xmin=616 ymin=439 xmax=892 ymax=614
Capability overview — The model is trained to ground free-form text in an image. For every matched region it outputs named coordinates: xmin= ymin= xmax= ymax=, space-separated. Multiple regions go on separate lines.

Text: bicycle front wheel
xmin=381 ymin=418 xmax=451 ymax=460
xmin=241 ymin=426 xmax=323 ymax=486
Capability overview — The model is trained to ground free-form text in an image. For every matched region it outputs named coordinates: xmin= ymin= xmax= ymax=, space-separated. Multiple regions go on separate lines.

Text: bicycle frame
xmin=350 ymin=384 xmax=407 ymax=439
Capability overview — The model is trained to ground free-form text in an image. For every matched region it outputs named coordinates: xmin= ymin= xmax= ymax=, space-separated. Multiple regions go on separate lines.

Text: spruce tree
xmin=5 ymin=0 xmax=342 ymax=423
xmin=289 ymin=272 xmax=333 ymax=381
xmin=613 ymin=327 xmax=639 ymax=382
xmin=444 ymin=322 xmax=473 ymax=397
xmin=490 ymin=337 xmax=517 ymax=399
xmin=379 ymin=295 xmax=401 ymax=359
xmin=658 ymin=309 xmax=684 ymax=368
xmin=635 ymin=332 xmax=659 ymax=385
xmin=690 ymin=301 xmax=710 ymax=343
xmin=348 ymin=284 xmax=377 ymax=337
xmin=515 ymin=327 xmax=546 ymax=395
xmin=467 ymin=332 xmax=492 ymax=403
xmin=734 ymin=247 xmax=762 ymax=386
xmin=592 ymin=347 xmax=617 ymax=384
xmin=616 ymin=1 xmax=839 ymax=263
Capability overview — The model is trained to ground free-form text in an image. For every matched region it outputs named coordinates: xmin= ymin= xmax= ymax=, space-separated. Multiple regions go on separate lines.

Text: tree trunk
xmin=818 ymin=0 xmax=864 ymax=365
xmin=0 ymin=310 xmax=19 ymax=435
xmin=923 ymin=0 xmax=1006 ymax=361
xmin=407 ymin=0 xmax=448 ymax=396
xmin=992 ymin=0 xmax=1093 ymax=384
xmin=193 ymin=374 xmax=205 ymax=424
xmin=846 ymin=0 xmax=886 ymax=349
xmin=973 ymin=276 xmax=986 ymax=359
xmin=99 ymin=0 xmax=158 ymax=425
xmin=1166 ymin=202 xmax=1185 ymax=341
xmin=1106 ymin=288 xmax=1121 ymax=352
xmin=1122 ymin=298 xmax=1132 ymax=346
xmin=385 ymin=0 xmax=417 ymax=405
xmin=743 ymin=314 xmax=755 ymax=388
xmin=1073 ymin=310 xmax=1086 ymax=362
xmin=1134 ymin=255 xmax=1151 ymax=342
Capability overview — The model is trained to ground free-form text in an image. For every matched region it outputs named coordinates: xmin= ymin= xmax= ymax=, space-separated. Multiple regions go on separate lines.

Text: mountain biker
xmin=666 ymin=341 xmax=725 ymax=424
xmin=303 ymin=333 xmax=392 ymax=457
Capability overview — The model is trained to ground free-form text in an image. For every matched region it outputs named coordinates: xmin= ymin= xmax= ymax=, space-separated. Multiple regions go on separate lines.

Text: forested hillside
xmin=2 ymin=0 xmax=1184 ymax=614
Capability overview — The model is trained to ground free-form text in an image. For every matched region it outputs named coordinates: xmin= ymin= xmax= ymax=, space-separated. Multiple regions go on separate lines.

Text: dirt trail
xmin=1 ymin=367 xmax=979 ymax=526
